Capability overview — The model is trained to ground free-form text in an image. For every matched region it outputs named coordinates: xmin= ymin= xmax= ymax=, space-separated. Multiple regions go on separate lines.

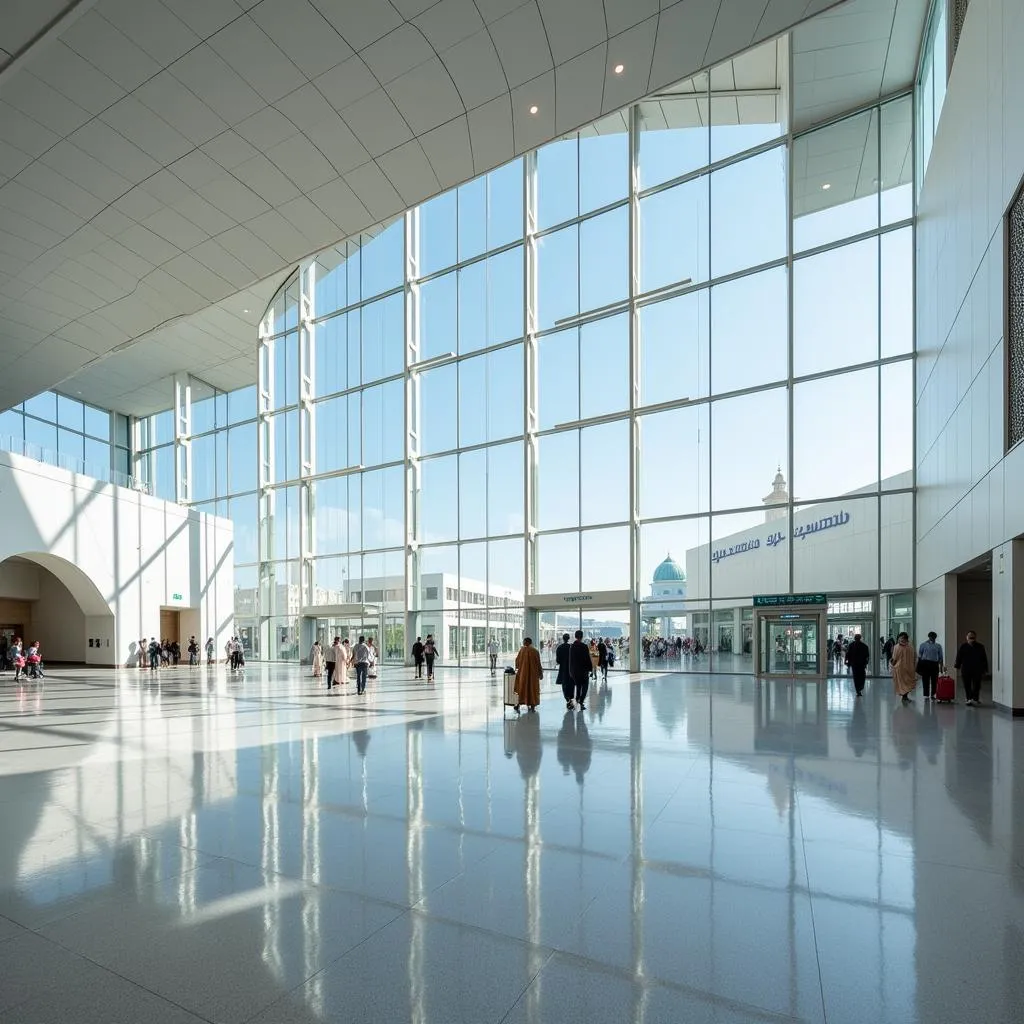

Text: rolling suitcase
xmin=935 ymin=673 xmax=955 ymax=703
xmin=503 ymin=666 xmax=520 ymax=715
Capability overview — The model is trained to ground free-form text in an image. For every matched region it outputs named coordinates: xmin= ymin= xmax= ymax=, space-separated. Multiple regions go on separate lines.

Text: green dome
xmin=653 ymin=554 xmax=686 ymax=583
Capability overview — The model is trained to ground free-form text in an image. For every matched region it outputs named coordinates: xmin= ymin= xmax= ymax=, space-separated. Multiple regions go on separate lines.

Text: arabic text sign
xmin=753 ymin=594 xmax=828 ymax=608
xmin=711 ymin=510 xmax=851 ymax=565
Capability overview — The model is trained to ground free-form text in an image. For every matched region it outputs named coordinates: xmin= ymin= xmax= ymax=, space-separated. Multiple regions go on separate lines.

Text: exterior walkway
xmin=0 ymin=663 xmax=1021 ymax=1023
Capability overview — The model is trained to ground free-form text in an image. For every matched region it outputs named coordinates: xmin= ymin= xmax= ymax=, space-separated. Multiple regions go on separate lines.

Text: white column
xmin=405 ymin=208 xmax=420 ymax=665
xmin=173 ymin=373 xmax=191 ymax=504
xmin=992 ymin=540 xmax=1024 ymax=712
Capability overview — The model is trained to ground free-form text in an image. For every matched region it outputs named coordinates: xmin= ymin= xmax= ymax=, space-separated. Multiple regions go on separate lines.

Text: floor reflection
xmin=0 ymin=666 xmax=1023 ymax=1023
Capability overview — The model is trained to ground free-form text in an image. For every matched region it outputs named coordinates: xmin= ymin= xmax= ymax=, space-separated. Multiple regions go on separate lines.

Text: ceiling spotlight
xmin=529 ymin=104 xmax=538 ymax=115
xmin=243 ymin=308 xmax=250 ymax=313
xmin=821 ymin=182 xmax=831 ymax=191
xmin=613 ymin=63 xmax=624 ymax=74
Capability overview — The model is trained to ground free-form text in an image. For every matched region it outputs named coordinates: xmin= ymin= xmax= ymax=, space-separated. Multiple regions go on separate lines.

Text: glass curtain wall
xmin=177 ymin=36 xmax=914 ymax=669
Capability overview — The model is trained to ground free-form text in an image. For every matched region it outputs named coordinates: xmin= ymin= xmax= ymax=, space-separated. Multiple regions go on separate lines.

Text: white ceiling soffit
xmin=792 ymin=0 xmax=930 ymax=132
xmin=0 ymin=0 xmax=848 ymax=416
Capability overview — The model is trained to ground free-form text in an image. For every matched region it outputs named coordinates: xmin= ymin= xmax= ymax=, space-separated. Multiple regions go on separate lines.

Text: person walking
xmin=367 ymin=638 xmax=378 ymax=679
xmin=890 ymin=631 xmax=917 ymax=704
xmin=310 ymin=640 xmax=324 ymax=680
xmin=205 ymin=637 xmax=215 ymax=665
xmin=338 ymin=638 xmax=352 ymax=686
xmin=882 ymin=635 xmax=895 ymax=670
xmin=324 ymin=636 xmax=338 ymax=690
xmin=917 ymin=631 xmax=944 ymax=700
xmin=187 ymin=636 xmax=199 ymax=667
xmin=598 ymin=639 xmax=610 ymax=681
xmin=423 ymin=634 xmax=437 ymax=681
xmin=555 ymin=632 xmax=574 ymax=710
xmin=954 ymin=630 xmax=989 ymax=706
xmin=487 ymin=636 xmax=499 ymax=674
xmin=26 ymin=642 xmax=43 ymax=679
xmin=411 ymin=636 xmax=425 ymax=678
xmin=10 ymin=638 xmax=24 ymax=682
xmin=569 ymin=630 xmax=592 ymax=711
xmin=352 ymin=635 xmax=371 ymax=695
xmin=148 ymin=637 xmax=161 ymax=671
xmin=588 ymin=639 xmax=599 ymax=681
xmin=844 ymin=632 xmax=870 ymax=696
xmin=513 ymin=637 xmax=543 ymax=713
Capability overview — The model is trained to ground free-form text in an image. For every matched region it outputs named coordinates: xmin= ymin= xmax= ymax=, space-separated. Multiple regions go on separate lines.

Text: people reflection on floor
xmin=411 ymin=636 xmax=424 ymax=678
xmin=890 ymin=631 xmax=917 ymax=704
xmin=352 ymin=729 xmax=371 ymax=758
xmin=844 ymin=632 xmax=870 ymax=695
xmin=918 ymin=698 xmax=942 ymax=765
xmin=590 ymin=678 xmax=613 ymax=721
xmin=508 ymin=711 xmax=542 ymax=778
xmin=847 ymin=695 xmax=869 ymax=757
xmin=555 ymin=633 xmax=573 ymax=709
xmin=954 ymin=630 xmax=988 ymax=706
xmin=569 ymin=630 xmax=591 ymax=710
xmin=891 ymin=700 xmax=918 ymax=768
xmin=513 ymin=637 xmax=542 ymax=713
xmin=557 ymin=709 xmax=593 ymax=783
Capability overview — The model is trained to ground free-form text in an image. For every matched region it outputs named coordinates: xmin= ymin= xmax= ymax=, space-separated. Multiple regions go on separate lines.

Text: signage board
xmin=753 ymin=593 xmax=827 ymax=609
xmin=172 ymin=592 xmax=183 ymax=601
xmin=525 ymin=590 xmax=631 ymax=609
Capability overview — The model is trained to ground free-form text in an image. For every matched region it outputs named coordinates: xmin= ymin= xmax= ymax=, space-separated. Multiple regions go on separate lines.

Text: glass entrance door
xmin=759 ymin=615 xmax=821 ymax=675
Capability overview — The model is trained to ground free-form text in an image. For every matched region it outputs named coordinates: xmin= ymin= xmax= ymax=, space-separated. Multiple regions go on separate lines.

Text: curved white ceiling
xmin=0 ymin=0 xmax=844 ymax=414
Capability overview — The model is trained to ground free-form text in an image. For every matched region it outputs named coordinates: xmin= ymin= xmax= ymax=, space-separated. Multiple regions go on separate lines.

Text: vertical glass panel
xmin=711 ymin=510 xmax=789 ymax=599
xmin=881 ymin=359 xmax=914 ymax=488
xmin=154 ymin=444 xmax=175 ymax=501
xmin=228 ymin=422 xmax=257 ymax=492
xmin=192 ymin=396 xmax=215 ymax=436
xmin=881 ymin=492 xmax=913 ymax=589
xmin=638 ymin=176 xmax=709 ymax=293
xmin=489 ymin=536 xmax=524 ymax=596
xmin=537 ymin=135 xmax=578 ymax=229
xmin=710 ymin=39 xmax=786 ymax=162
xmin=459 ymin=448 xmax=487 ymax=539
xmin=639 ymin=404 xmax=710 ymax=518
xmin=84 ymin=404 xmax=110 ymax=440
xmin=711 ymin=267 xmax=787 ymax=394
xmin=115 ymin=413 xmax=129 ymax=447
xmin=580 ymin=205 xmax=628 ymax=314
xmin=0 ymin=409 xmax=23 ymax=443
xmin=793 ymin=109 xmax=879 ymax=252
xmin=271 ymin=409 xmax=299 ymax=482
xmin=486 ymin=343 xmax=523 ymax=442
xmin=537 ymin=530 xmax=580 ymax=593
xmin=881 ymin=227 xmax=913 ymax=358
xmin=537 ymin=327 xmax=579 ymax=429
xmin=230 ymin=495 xmax=258 ymax=563
xmin=638 ymin=289 xmax=710 ymax=406
xmin=639 ymin=518 xmax=708 ymax=602
xmin=637 ymin=73 xmax=709 ymax=189
xmin=361 ymin=379 xmax=404 ymax=466
xmin=880 ymin=96 xmax=913 ymax=224
xmin=458 ymin=246 xmax=524 ymax=353
xmin=315 ymin=394 xmax=352 ymax=473
xmin=191 ymin=434 xmax=216 ymax=502
xmin=360 ymin=220 xmax=404 ymax=299
xmin=57 ymin=394 xmax=84 ymax=431
xmin=420 ymin=454 xmax=458 ymax=543
xmin=580 ymin=419 xmax=629 ymax=526
xmin=792 ymin=496 xmax=878 ymax=593
xmin=487 ymin=441 xmax=524 ymax=535
xmin=273 ymin=332 xmax=300 ymax=408
xmin=313 ymin=475 xmax=358 ymax=555
xmin=711 ymin=387 xmax=788 ymax=511
xmin=419 ymin=271 xmax=457 ymax=362
xmin=362 ymin=466 xmax=404 ymax=549
xmin=57 ymin=428 xmax=84 ymax=462
xmin=579 ymin=112 xmax=629 ymax=214
xmin=537 ymin=429 xmax=579 ymax=530
xmin=153 ymin=409 xmax=174 ymax=446
xmin=794 ymin=368 xmax=878 ymax=499
xmin=418 ymin=363 xmax=457 ymax=454
xmin=361 ymin=292 xmax=404 ymax=383
xmin=418 ymin=191 xmax=457 ymax=277
xmin=794 ymin=238 xmax=878 ymax=376
xmin=317 ymin=313 xmax=353 ymax=395
xmin=710 ymin=146 xmax=786 ymax=277
xmin=24 ymin=416 xmax=57 ymax=455
xmin=458 ymin=158 xmax=523 ymax=260
xmin=580 ymin=314 xmax=629 ymax=421
xmin=24 ymin=391 xmax=56 ymax=422
xmin=227 ymin=385 xmax=256 ymax=424
xmin=536 ymin=223 xmax=578 ymax=331
xmin=458 ymin=351 xmax=487 ymax=449
xmin=581 ymin=526 xmax=630 ymax=591
xmin=315 ymin=247 xmax=349 ymax=318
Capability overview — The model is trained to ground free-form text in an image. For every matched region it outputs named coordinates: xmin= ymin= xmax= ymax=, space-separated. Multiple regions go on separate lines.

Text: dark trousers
xmin=326 ymin=661 xmax=335 ymax=688
xmin=573 ymin=674 xmax=589 ymax=704
xmin=425 ymin=656 xmax=435 ymax=678
xmin=355 ymin=662 xmax=368 ymax=693
xmin=962 ymin=672 xmax=982 ymax=702
xmin=149 ymin=652 xmax=159 ymax=669
xmin=559 ymin=674 xmax=574 ymax=704
xmin=414 ymin=656 xmax=423 ymax=678
xmin=489 ymin=653 xmax=497 ymax=671
xmin=919 ymin=661 xmax=939 ymax=698
xmin=851 ymin=666 xmax=866 ymax=693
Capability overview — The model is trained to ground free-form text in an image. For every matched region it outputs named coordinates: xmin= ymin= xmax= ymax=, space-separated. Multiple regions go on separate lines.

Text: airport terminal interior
xmin=2 ymin=0 xmax=1024 ymax=1021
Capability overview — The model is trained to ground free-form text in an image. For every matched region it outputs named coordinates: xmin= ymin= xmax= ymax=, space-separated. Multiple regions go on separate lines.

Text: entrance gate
xmin=753 ymin=594 xmax=827 ymax=678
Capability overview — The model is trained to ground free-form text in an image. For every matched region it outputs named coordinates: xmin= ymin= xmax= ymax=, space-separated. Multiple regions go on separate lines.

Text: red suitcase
xmin=935 ymin=674 xmax=955 ymax=703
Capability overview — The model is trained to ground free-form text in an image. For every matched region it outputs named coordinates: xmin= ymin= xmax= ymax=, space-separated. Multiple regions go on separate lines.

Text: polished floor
xmin=1 ymin=663 xmax=1022 ymax=1023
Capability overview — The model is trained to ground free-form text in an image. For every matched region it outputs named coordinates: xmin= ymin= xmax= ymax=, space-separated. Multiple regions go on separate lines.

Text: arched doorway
xmin=0 ymin=553 xmax=115 ymax=666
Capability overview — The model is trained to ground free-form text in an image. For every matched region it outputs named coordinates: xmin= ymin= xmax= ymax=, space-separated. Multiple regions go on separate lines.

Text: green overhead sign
xmin=753 ymin=593 xmax=827 ymax=608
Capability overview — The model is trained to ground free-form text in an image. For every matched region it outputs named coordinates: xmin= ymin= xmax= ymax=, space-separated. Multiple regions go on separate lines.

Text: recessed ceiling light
xmin=243 ymin=308 xmax=250 ymax=313
xmin=613 ymin=63 xmax=625 ymax=75
xmin=529 ymin=104 xmax=538 ymax=115
xmin=821 ymin=182 xmax=831 ymax=191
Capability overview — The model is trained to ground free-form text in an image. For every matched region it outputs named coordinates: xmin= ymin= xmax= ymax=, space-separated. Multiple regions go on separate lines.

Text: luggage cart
xmin=503 ymin=665 xmax=520 ymax=716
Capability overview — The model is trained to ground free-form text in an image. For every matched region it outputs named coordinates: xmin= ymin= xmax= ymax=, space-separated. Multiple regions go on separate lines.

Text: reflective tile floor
xmin=1 ymin=665 xmax=1023 ymax=1023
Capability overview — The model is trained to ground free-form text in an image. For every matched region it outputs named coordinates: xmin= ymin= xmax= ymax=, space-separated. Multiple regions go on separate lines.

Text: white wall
xmin=915 ymin=0 xmax=1024 ymax=707
xmin=0 ymin=451 xmax=234 ymax=667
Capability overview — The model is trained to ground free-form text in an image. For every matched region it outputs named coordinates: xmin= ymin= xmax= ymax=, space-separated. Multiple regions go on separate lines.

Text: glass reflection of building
xmin=126 ymin=32 xmax=914 ymax=672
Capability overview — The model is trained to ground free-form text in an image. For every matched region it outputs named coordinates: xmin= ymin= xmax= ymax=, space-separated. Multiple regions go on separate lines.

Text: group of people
xmin=311 ymin=636 xmax=376 ymax=694
xmin=0 ymin=637 xmax=44 ymax=681
xmin=137 ymin=637 xmax=217 ymax=669
xmin=511 ymin=630 xmax=602 ymax=713
xmin=887 ymin=629 xmax=989 ymax=706
xmin=410 ymin=636 xmax=438 ymax=681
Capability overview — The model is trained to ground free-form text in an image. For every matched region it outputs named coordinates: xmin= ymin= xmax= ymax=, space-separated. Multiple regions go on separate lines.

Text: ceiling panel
xmin=0 ymin=0 xmax=856 ymax=416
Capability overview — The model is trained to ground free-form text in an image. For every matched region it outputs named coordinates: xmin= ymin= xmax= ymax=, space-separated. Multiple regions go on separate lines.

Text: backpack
xmin=424 ymin=640 xmax=435 ymax=656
